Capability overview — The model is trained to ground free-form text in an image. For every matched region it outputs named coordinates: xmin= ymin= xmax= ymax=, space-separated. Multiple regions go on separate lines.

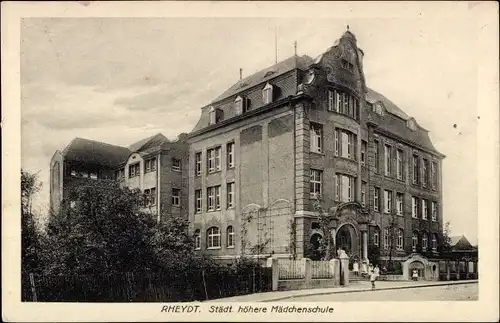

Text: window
xmin=374 ymin=140 xmax=380 ymax=172
xmin=384 ymin=228 xmax=389 ymax=250
xmin=172 ymin=158 xmax=181 ymax=172
xmin=207 ymin=227 xmax=221 ymax=249
xmin=328 ymin=90 xmax=335 ymax=111
xmin=431 ymin=162 xmax=438 ymax=189
xmin=422 ymin=234 xmax=428 ymax=251
xmin=431 ymin=201 xmax=438 ymax=221
xmin=336 ymin=174 xmax=355 ymax=202
xmin=384 ymin=144 xmax=392 ymax=176
xmin=71 ymin=169 xmax=77 ymax=177
xmin=310 ymin=123 xmax=323 ymax=153
xmin=227 ymin=226 xmax=235 ymax=248
xmin=412 ymin=232 xmax=418 ymax=252
xmin=422 ymin=199 xmax=428 ymax=220
xmin=263 ymin=83 xmax=273 ymax=104
xmin=207 ymin=186 xmax=221 ymax=211
xmin=227 ymin=142 xmax=235 ymax=168
xmin=195 ymin=152 xmax=202 ymax=176
xmin=373 ymin=230 xmax=380 ymax=247
xmin=431 ymin=234 xmax=437 ymax=251
xmin=144 ymin=188 xmax=156 ymax=207
xmin=396 ymin=193 xmax=404 ymax=216
xmin=422 ymin=159 xmax=429 ymax=187
xmin=227 ymin=182 xmax=235 ymax=208
xmin=396 ymin=149 xmax=404 ymax=180
xmin=335 ymin=129 xmax=357 ymax=160
xmin=412 ymin=155 xmax=420 ymax=184
xmin=207 ymin=147 xmax=221 ymax=173
xmin=80 ymin=170 xmax=89 ymax=178
xmin=374 ymin=187 xmax=380 ymax=211
xmin=145 ymin=158 xmax=157 ymax=173
xmin=235 ymin=96 xmax=248 ymax=114
xmin=208 ymin=106 xmax=216 ymax=125
xmin=195 ymin=189 xmax=202 ymax=213
xmin=90 ymin=171 xmax=98 ymax=180
xmin=407 ymin=119 xmax=417 ymax=131
xmin=397 ymin=229 xmax=404 ymax=250
xmin=412 ymin=197 xmax=418 ymax=218
xmin=115 ymin=168 xmax=125 ymax=181
xmin=384 ymin=190 xmax=393 ymax=213
xmin=129 ymin=163 xmax=140 ymax=178
xmin=361 ymin=182 xmax=367 ymax=206
xmin=361 ymin=141 xmax=367 ymax=166
xmin=194 ymin=229 xmax=201 ymax=250
xmin=335 ymin=91 xmax=342 ymax=112
xmin=172 ymin=188 xmax=180 ymax=207
xmin=335 ymin=174 xmax=341 ymax=201
xmin=310 ymin=169 xmax=323 ymax=198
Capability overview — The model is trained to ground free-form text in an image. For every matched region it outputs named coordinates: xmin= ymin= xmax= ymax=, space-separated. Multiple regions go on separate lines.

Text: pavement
xmin=207 ymin=279 xmax=478 ymax=302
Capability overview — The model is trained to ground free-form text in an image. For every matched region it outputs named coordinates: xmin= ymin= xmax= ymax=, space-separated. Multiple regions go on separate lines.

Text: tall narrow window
xmin=207 ymin=147 xmax=221 ymax=173
xmin=194 ymin=229 xmax=201 ymax=250
xmin=374 ymin=187 xmax=380 ymax=211
xmin=384 ymin=190 xmax=392 ymax=213
xmin=215 ymin=186 xmax=221 ymax=210
xmin=195 ymin=189 xmax=202 ymax=213
xmin=384 ymin=228 xmax=389 ymax=250
xmin=172 ymin=188 xmax=180 ymax=207
xmin=361 ymin=182 xmax=367 ymax=206
xmin=374 ymin=140 xmax=380 ymax=173
xmin=335 ymin=174 xmax=341 ymax=201
xmin=422 ymin=234 xmax=428 ymax=251
xmin=227 ymin=226 xmax=235 ymax=248
xmin=412 ymin=196 xmax=418 ymax=218
xmin=432 ymin=234 xmax=437 ymax=251
xmin=335 ymin=90 xmax=342 ymax=112
xmin=336 ymin=174 xmax=355 ymax=202
xmin=413 ymin=155 xmax=420 ymax=184
xmin=195 ymin=152 xmax=202 ymax=176
xmin=335 ymin=129 xmax=340 ymax=156
xmin=412 ymin=232 xmax=418 ymax=252
xmin=310 ymin=169 xmax=323 ymax=198
xmin=214 ymin=147 xmax=221 ymax=171
xmin=397 ymin=229 xmax=404 ymax=250
xmin=384 ymin=144 xmax=392 ymax=176
xmin=208 ymin=106 xmax=215 ymax=126
xmin=396 ymin=149 xmax=404 ymax=180
xmin=396 ymin=192 xmax=404 ymax=216
xmin=431 ymin=201 xmax=438 ymax=222
xmin=432 ymin=162 xmax=438 ymax=189
xmin=227 ymin=142 xmax=235 ymax=168
xmin=361 ymin=141 xmax=367 ymax=166
xmin=422 ymin=199 xmax=428 ymax=220
xmin=227 ymin=182 xmax=235 ymax=208
xmin=207 ymin=227 xmax=221 ymax=248
xmin=234 ymin=96 xmax=244 ymax=115
xmin=207 ymin=186 xmax=217 ymax=211
xmin=422 ymin=159 xmax=429 ymax=187
xmin=328 ymin=90 xmax=335 ymax=111
xmin=347 ymin=133 xmax=354 ymax=159
xmin=310 ymin=123 xmax=323 ymax=154
xmin=373 ymin=230 xmax=380 ymax=247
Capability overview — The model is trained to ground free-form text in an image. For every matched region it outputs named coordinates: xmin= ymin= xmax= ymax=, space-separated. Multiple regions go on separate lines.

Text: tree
xmin=441 ymin=221 xmax=452 ymax=252
xmin=311 ymin=196 xmax=336 ymax=260
xmin=21 ymin=170 xmax=42 ymax=275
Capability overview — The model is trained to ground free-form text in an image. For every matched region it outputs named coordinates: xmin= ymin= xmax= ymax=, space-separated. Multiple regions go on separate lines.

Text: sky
xmin=20 ymin=17 xmax=478 ymax=244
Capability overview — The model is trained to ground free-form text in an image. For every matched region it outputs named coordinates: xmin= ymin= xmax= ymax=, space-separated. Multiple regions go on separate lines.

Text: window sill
xmin=227 ymin=246 xmax=235 ymax=249
xmin=172 ymin=169 xmax=181 ymax=172
xmin=207 ymin=170 xmax=222 ymax=175
xmin=207 ymin=247 xmax=221 ymax=250
xmin=228 ymin=166 xmax=235 ymax=170
xmin=310 ymin=151 xmax=324 ymax=156
xmin=172 ymin=205 xmax=180 ymax=208
xmin=227 ymin=206 xmax=235 ymax=210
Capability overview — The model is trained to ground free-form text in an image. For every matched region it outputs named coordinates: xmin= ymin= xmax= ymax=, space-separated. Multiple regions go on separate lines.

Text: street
xmin=286 ymin=283 xmax=478 ymax=301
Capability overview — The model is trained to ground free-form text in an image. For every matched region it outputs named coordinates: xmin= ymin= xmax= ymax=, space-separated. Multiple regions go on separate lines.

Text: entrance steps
xmin=350 ymin=271 xmax=369 ymax=282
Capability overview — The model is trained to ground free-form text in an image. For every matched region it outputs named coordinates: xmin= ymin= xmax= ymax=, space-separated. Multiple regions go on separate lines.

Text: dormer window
xmin=208 ymin=106 xmax=224 ymax=126
xmin=407 ymin=118 xmax=417 ymax=131
xmin=373 ymin=102 xmax=384 ymax=116
xmin=234 ymin=96 xmax=249 ymax=115
xmin=341 ymin=59 xmax=354 ymax=72
xmin=263 ymin=83 xmax=273 ymax=105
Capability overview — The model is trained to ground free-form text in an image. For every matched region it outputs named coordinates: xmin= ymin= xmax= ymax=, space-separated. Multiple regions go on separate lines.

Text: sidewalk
xmin=207 ymin=280 xmax=478 ymax=302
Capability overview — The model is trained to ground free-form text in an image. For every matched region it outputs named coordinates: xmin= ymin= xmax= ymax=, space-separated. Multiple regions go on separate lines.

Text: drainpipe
xmin=157 ymin=152 xmax=161 ymax=224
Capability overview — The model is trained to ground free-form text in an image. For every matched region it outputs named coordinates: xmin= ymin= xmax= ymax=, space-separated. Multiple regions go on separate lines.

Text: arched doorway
xmin=336 ymin=223 xmax=359 ymax=258
xmin=409 ymin=260 xmax=425 ymax=280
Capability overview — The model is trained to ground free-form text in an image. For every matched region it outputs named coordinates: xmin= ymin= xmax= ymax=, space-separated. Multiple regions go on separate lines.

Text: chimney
xmin=239 ymin=68 xmax=243 ymax=80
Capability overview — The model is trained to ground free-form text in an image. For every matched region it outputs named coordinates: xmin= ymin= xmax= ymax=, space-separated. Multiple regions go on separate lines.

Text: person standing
xmin=353 ymin=260 xmax=359 ymax=276
xmin=370 ymin=269 xmax=377 ymax=290
xmin=412 ymin=269 xmax=419 ymax=281
xmin=374 ymin=264 xmax=380 ymax=278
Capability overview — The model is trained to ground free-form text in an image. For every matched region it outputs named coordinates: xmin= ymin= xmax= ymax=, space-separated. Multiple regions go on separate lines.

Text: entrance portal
xmin=335 ymin=224 xmax=359 ymax=258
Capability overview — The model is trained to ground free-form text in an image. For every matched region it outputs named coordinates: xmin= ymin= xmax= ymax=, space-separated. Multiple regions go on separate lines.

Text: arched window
xmin=262 ymin=83 xmax=273 ymax=104
xmin=412 ymin=232 xmax=418 ymax=252
xmin=194 ymin=229 xmax=201 ymax=250
xmin=397 ymin=229 xmax=404 ymax=250
xmin=234 ymin=96 xmax=247 ymax=115
xmin=432 ymin=233 xmax=438 ymax=251
xmin=226 ymin=226 xmax=235 ymax=248
xmin=383 ymin=228 xmax=389 ymax=250
xmin=422 ymin=233 xmax=428 ymax=251
xmin=206 ymin=227 xmax=221 ymax=249
xmin=373 ymin=229 xmax=380 ymax=247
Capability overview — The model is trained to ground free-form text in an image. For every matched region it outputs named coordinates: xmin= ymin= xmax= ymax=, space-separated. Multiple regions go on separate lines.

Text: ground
xmin=286 ymin=283 xmax=478 ymax=301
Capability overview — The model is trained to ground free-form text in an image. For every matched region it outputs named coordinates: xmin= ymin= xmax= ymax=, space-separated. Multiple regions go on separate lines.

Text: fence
xmin=437 ymin=260 xmax=478 ymax=281
xmin=278 ymin=259 xmax=305 ymax=280
xmin=311 ymin=261 xmax=334 ymax=279
xmin=22 ymin=267 xmax=272 ymax=302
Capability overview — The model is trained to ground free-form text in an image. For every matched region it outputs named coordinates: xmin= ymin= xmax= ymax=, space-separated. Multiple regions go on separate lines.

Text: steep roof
xmin=366 ymin=88 xmax=410 ymax=121
xmin=62 ymin=137 xmax=130 ymax=168
xmin=212 ymin=54 xmax=313 ymax=104
xmin=128 ymin=133 xmax=169 ymax=153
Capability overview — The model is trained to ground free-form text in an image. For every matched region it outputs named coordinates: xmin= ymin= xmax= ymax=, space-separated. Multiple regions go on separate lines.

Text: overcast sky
xmin=20 ymin=17 xmax=478 ymax=244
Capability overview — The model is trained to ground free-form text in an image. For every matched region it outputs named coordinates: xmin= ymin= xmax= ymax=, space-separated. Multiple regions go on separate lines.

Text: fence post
xmin=29 ymin=273 xmax=38 ymax=302
xmin=330 ymin=259 xmax=340 ymax=286
xmin=271 ymin=257 xmax=279 ymax=291
xmin=303 ymin=258 xmax=312 ymax=288
xmin=201 ymin=270 xmax=209 ymax=300
xmin=339 ymin=254 xmax=350 ymax=286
